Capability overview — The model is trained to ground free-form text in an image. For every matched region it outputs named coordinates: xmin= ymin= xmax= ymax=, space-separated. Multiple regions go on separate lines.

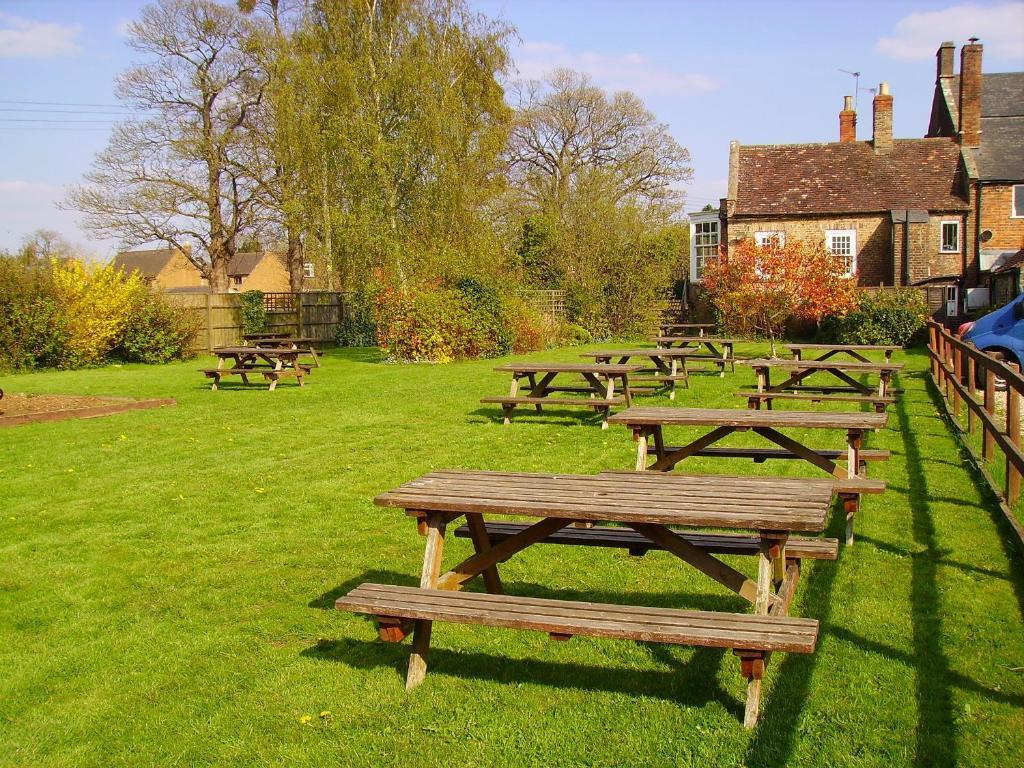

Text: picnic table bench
xmin=335 ymin=469 xmax=834 ymax=727
xmin=786 ymin=343 xmax=900 ymax=363
xmin=651 ymin=337 xmax=736 ymax=375
xmin=658 ymin=322 xmax=715 ymax=337
xmin=607 ymin=406 xmax=888 ymax=543
xmin=201 ymin=347 xmax=310 ymax=391
xmin=246 ymin=335 xmax=322 ymax=367
xmin=580 ymin=348 xmax=694 ymax=399
xmin=742 ymin=358 xmax=903 ymax=409
xmin=482 ymin=362 xmax=639 ymax=428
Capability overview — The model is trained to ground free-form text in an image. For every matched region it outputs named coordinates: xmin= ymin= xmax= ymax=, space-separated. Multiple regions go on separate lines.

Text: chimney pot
xmin=959 ymin=40 xmax=983 ymax=146
xmin=872 ymin=83 xmax=893 ymax=153
xmin=839 ymin=95 xmax=857 ymax=143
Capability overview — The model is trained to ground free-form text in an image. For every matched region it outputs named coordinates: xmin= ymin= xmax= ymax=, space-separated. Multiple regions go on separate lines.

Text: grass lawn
xmin=1 ymin=342 xmax=1022 ymax=767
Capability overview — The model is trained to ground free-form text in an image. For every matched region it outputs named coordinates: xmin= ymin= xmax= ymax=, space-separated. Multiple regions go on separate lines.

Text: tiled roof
xmin=733 ymin=138 xmax=969 ymax=216
xmin=937 ymin=72 xmax=1024 ymax=181
xmin=227 ymin=251 xmax=265 ymax=277
xmin=112 ymin=248 xmax=175 ymax=277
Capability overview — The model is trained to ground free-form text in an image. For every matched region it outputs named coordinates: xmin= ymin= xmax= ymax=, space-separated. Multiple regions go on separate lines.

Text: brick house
xmin=925 ymin=40 xmax=1024 ymax=302
xmin=112 ymin=246 xmax=208 ymax=290
xmin=690 ymin=39 xmax=1022 ymax=319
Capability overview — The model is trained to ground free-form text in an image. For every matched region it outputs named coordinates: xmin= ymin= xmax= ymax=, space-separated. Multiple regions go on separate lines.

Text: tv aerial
xmin=839 ymin=69 xmax=877 ymax=111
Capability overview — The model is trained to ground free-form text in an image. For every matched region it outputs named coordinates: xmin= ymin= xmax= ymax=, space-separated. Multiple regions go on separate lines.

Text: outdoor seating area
xmin=202 ymin=345 xmax=313 ymax=391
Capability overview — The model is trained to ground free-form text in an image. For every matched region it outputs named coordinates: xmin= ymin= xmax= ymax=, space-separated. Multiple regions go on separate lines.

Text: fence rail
xmin=926 ymin=320 xmax=1024 ymax=553
xmin=166 ymin=291 xmax=348 ymax=352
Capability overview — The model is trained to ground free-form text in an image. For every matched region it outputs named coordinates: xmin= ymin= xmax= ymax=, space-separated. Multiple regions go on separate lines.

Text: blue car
xmin=961 ymin=293 xmax=1024 ymax=371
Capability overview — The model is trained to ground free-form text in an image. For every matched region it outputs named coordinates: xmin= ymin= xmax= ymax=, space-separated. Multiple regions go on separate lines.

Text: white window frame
xmin=1013 ymin=184 xmax=1024 ymax=218
xmin=825 ymin=229 xmax=857 ymax=276
xmin=302 ymin=261 xmax=315 ymax=279
xmin=689 ymin=212 xmax=720 ymax=283
xmin=940 ymin=220 xmax=960 ymax=253
xmin=754 ymin=231 xmax=786 ymax=248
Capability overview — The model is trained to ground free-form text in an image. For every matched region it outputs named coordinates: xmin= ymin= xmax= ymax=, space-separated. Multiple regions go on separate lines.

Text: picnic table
xmin=607 ymin=406 xmax=888 ymax=543
xmin=658 ymin=322 xmax=715 ymax=337
xmin=201 ymin=347 xmax=310 ymax=391
xmin=580 ymin=348 xmax=694 ymax=399
xmin=247 ymin=335 xmax=322 ymax=367
xmin=482 ymin=362 xmax=639 ymax=428
xmin=651 ymin=336 xmax=736 ymax=375
xmin=741 ymin=358 xmax=903 ymax=411
xmin=786 ymin=343 xmax=900 ymax=363
xmin=242 ymin=332 xmax=291 ymax=341
xmin=335 ymin=469 xmax=834 ymax=727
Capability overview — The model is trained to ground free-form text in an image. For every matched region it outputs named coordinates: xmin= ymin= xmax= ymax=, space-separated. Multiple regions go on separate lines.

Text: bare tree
xmin=18 ymin=229 xmax=75 ymax=264
xmin=506 ymin=69 xmax=693 ymax=214
xmin=66 ymin=0 xmax=265 ymax=290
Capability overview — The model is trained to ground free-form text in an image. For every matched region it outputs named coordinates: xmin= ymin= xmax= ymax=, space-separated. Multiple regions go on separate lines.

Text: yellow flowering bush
xmin=50 ymin=260 xmax=147 ymax=366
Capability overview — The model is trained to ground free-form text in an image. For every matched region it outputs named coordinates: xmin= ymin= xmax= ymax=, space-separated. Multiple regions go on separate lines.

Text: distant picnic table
xmin=482 ymin=362 xmax=639 ymax=428
xmin=741 ymin=358 xmax=903 ymax=411
xmin=657 ymin=322 xmax=715 ymax=337
xmin=246 ymin=335 xmax=322 ymax=367
xmin=336 ymin=469 xmax=834 ymax=727
xmin=786 ymin=343 xmax=900 ymax=363
xmin=607 ymin=406 xmax=888 ymax=543
xmin=580 ymin=348 xmax=694 ymax=399
xmin=201 ymin=347 xmax=310 ymax=391
xmin=651 ymin=336 xmax=736 ymax=375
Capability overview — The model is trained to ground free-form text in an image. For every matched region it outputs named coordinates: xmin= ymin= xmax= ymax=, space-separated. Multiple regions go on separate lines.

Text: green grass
xmin=1 ymin=343 xmax=1022 ymax=767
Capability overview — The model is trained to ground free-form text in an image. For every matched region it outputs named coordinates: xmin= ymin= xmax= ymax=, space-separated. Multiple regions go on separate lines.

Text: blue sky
xmin=1 ymin=0 xmax=1023 ymax=257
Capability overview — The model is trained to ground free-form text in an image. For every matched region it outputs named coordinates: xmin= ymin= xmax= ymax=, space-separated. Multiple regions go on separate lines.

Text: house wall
xmin=154 ymin=251 xmax=206 ymax=290
xmin=980 ymin=184 xmax=1024 ymax=251
xmin=726 ymin=215 xmax=891 ymax=286
xmin=237 ymin=253 xmax=290 ymax=292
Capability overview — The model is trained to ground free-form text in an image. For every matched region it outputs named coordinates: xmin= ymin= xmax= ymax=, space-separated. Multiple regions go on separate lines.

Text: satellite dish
xmin=981 ymin=230 xmax=993 ymax=242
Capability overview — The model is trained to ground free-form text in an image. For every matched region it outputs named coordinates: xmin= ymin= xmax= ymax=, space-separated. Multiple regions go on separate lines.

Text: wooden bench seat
xmin=201 ymin=365 xmax=310 ymax=391
xmin=336 ymin=583 xmax=819 ymax=654
xmin=453 ymin=520 xmax=839 ymax=560
xmin=650 ymin=445 xmax=890 ymax=463
xmin=480 ymin=396 xmax=624 ymax=407
xmin=739 ymin=391 xmax=895 ymax=413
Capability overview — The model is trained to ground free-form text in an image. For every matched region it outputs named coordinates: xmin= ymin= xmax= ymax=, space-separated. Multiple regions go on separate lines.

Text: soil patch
xmin=0 ymin=392 xmax=176 ymax=427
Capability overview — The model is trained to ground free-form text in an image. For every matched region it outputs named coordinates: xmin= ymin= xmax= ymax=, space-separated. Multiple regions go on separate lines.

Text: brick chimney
xmin=872 ymin=82 xmax=893 ymax=154
xmin=958 ymin=38 xmax=983 ymax=147
xmin=839 ymin=95 xmax=857 ymax=142
xmin=936 ymin=41 xmax=955 ymax=80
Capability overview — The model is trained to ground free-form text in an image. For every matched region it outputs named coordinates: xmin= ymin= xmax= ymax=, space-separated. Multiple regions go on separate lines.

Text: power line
xmin=0 ymin=99 xmax=128 ymax=108
xmin=0 ymin=108 xmax=139 ymax=115
xmin=0 ymin=118 xmax=120 ymax=123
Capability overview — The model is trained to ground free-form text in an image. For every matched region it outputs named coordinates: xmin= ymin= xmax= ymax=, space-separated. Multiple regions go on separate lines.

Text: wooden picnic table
xmin=242 ymin=332 xmax=291 ymax=341
xmin=482 ymin=362 xmax=639 ymax=428
xmin=607 ymin=406 xmax=888 ymax=543
xmin=650 ymin=337 xmax=736 ymax=375
xmin=743 ymin=358 xmax=904 ymax=404
xmin=580 ymin=348 xmax=694 ymax=399
xmin=335 ymin=469 xmax=834 ymax=727
xmin=201 ymin=347 xmax=310 ymax=391
xmin=247 ymin=336 xmax=322 ymax=367
xmin=786 ymin=343 xmax=900 ymax=363
xmin=658 ymin=322 xmax=715 ymax=337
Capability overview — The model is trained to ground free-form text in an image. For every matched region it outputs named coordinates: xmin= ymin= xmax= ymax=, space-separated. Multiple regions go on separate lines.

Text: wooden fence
xmin=927 ymin=320 xmax=1024 ymax=553
xmin=167 ymin=291 xmax=348 ymax=352
xmin=521 ymin=289 xmax=565 ymax=319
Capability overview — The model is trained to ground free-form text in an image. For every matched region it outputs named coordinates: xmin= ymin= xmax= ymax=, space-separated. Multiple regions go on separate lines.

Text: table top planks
xmin=375 ymin=469 xmax=833 ymax=531
xmin=493 ymin=362 xmax=642 ymax=374
xmin=581 ymin=348 xmax=701 ymax=359
xmin=607 ymin=406 xmax=888 ymax=431
xmin=743 ymin=358 xmax=904 ymax=371
xmin=652 ymin=336 xmax=735 ymax=344
xmin=212 ymin=346 xmax=299 ymax=356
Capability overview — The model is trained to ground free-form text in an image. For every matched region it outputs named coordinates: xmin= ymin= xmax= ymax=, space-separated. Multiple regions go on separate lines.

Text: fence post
xmin=983 ymin=357 xmax=996 ymax=461
xmin=952 ymin=344 xmax=961 ymax=419
xmin=928 ymin=324 xmax=938 ymax=380
xmin=967 ymin=351 xmax=977 ymax=434
xmin=205 ymin=292 xmax=214 ymax=353
xmin=296 ymin=292 xmax=304 ymax=337
xmin=1007 ymin=364 xmax=1021 ymax=504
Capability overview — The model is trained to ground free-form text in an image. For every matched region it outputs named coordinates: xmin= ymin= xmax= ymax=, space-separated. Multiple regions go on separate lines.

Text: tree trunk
xmin=286 ymin=227 xmax=304 ymax=293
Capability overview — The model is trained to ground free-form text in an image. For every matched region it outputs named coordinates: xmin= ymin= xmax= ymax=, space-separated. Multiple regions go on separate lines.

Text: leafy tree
xmin=66 ymin=0 xmax=265 ymax=291
xmin=701 ymin=237 xmax=858 ymax=356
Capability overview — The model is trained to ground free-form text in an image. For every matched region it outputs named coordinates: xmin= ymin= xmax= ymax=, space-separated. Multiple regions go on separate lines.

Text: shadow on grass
xmin=855 ymin=533 xmax=1015 ymax=582
xmin=469 ymin=406 xmax=612 ymax=429
xmin=303 ymin=636 xmax=740 ymax=716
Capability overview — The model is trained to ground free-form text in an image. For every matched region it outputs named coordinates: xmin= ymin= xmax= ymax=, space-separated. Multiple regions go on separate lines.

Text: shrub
xmin=238 ymin=290 xmax=267 ymax=335
xmin=0 ymin=260 xmax=70 ymax=370
xmin=336 ymin=293 xmax=378 ymax=347
xmin=115 ymin=292 xmax=200 ymax=364
xmin=822 ymin=288 xmax=929 ymax=346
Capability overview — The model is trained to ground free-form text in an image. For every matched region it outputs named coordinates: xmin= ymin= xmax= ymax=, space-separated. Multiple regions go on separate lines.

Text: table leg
xmin=407 ymin=512 xmax=447 ymax=690
xmin=527 ymin=373 xmax=542 ymax=412
xmin=634 ymin=428 xmax=649 ymax=471
xmin=465 ymin=513 xmax=503 ymax=594
xmin=845 ymin=428 xmax=864 ymax=545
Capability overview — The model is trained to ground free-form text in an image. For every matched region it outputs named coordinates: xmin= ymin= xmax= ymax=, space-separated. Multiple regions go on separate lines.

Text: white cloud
xmin=0 ymin=12 xmax=81 ymax=58
xmin=513 ymin=41 xmax=717 ymax=96
xmin=876 ymin=3 xmax=1024 ymax=61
